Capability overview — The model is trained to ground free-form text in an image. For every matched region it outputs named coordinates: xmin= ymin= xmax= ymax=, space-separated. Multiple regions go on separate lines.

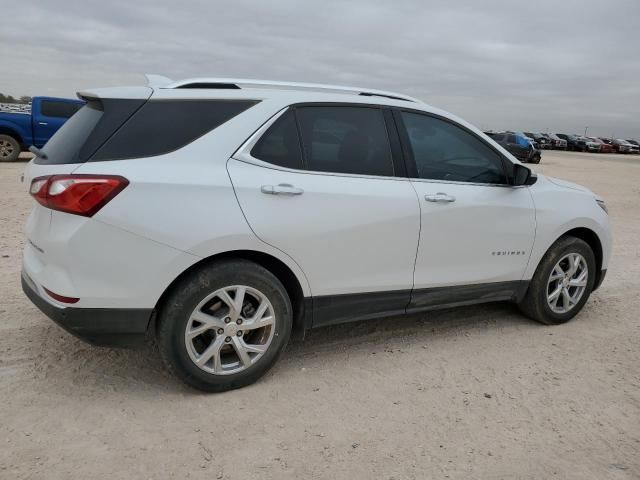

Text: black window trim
xmin=391 ymin=107 xmax=517 ymax=187
xmin=237 ymin=101 xmax=406 ymax=181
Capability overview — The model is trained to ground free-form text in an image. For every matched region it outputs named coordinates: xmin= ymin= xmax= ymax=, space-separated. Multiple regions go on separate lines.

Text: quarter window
xmin=401 ymin=112 xmax=506 ymax=184
xmin=251 ymin=110 xmax=303 ymax=170
xmin=91 ymin=99 xmax=258 ymax=161
xmin=296 ymin=106 xmax=394 ymax=177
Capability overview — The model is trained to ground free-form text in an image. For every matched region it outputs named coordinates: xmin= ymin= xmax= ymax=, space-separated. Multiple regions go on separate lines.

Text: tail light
xmin=30 ymin=175 xmax=129 ymax=217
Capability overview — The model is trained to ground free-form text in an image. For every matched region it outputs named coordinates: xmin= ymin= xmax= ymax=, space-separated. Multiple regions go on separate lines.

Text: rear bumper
xmin=22 ymin=270 xmax=152 ymax=347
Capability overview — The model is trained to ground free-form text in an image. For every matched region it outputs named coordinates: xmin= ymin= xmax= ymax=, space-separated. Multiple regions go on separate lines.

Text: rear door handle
xmin=261 ymin=183 xmax=304 ymax=196
xmin=38 ymin=122 xmax=48 ymax=126
xmin=425 ymin=192 xmax=456 ymax=203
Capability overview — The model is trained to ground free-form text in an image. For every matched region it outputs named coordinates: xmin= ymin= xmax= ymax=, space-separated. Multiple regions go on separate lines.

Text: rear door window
xmin=296 ymin=106 xmax=394 ymax=177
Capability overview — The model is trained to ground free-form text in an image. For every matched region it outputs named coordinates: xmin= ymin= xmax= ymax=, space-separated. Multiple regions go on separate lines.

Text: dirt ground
xmin=1 ymin=150 xmax=639 ymax=479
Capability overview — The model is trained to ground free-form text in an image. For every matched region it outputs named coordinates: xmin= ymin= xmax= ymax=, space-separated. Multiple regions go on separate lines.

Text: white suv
xmin=21 ymin=76 xmax=612 ymax=391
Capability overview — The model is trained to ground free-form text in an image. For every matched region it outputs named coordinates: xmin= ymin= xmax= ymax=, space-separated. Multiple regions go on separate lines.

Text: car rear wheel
xmin=157 ymin=259 xmax=292 ymax=392
xmin=519 ymin=236 xmax=596 ymax=325
xmin=0 ymin=135 xmax=20 ymax=162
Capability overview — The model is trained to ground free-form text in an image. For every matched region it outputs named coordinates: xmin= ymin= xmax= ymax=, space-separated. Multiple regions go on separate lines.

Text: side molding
xmin=309 ymin=281 xmax=529 ymax=329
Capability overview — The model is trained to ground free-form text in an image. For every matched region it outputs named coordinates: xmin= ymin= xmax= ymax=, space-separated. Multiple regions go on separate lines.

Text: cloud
xmin=2 ymin=0 xmax=638 ymax=137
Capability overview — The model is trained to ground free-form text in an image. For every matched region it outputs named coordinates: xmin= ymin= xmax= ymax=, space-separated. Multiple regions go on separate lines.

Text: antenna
xmin=144 ymin=74 xmax=174 ymax=88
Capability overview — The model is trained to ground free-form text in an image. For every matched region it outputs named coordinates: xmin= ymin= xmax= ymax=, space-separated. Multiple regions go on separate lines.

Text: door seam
xmin=406 ymin=180 xmax=423 ymax=313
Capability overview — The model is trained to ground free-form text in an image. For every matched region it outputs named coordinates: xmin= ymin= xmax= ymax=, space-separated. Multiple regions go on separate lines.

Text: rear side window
xmin=400 ymin=111 xmax=506 ymax=184
xmin=41 ymin=100 xmax=83 ymax=119
xmin=296 ymin=106 xmax=394 ymax=176
xmin=251 ymin=110 xmax=303 ymax=170
xmin=92 ymin=100 xmax=258 ymax=161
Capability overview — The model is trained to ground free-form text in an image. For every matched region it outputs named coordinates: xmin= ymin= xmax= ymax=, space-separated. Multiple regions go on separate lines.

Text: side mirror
xmin=512 ymin=163 xmax=537 ymax=186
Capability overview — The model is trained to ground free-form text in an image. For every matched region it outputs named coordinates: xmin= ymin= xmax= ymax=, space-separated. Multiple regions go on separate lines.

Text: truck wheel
xmin=518 ymin=236 xmax=596 ymax=325
xmin=157 ymin=259 xmax=293 ymax=392
xmin=0 ymin=135 xmax=21 ymax=162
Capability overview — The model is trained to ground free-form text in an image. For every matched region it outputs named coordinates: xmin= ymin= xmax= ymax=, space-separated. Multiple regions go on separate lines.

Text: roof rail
xmin=162 ymin=77 xmax=421 ymax=103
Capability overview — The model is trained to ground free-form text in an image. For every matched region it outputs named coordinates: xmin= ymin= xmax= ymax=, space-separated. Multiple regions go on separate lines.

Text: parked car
xmin=511 ymin=131 xmax=539 ymax=149
xmin=626 ymin=139 xmax=640 ymax=150
xmin=22 ymin=77 xmax=611 ymax=392
xmin=556 ymin=134 xmax=580 ymax=151
xmin=599 ymin=138 xmax=615 ymax=148
xmin=487 ymin=131 xmax=541 ymax=163
xmin=556 ymin=134 xmax=599 ymax=152
xmin=0 ymin=97 xmax=83 ymax=161
xmin=611 ymin=138 xmax=638 ymax=154
xmin=588 ymin=137 xmax=613 ymax=153
xmin=545 ymin=133 xmax=568 ymax=150
xmin=581 ymin=136 xmax=601 ymax=153
xmin=524 ymin=132 xmax=552 ymax=149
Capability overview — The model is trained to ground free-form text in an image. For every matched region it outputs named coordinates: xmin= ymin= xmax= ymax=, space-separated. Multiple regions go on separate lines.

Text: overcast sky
xmin=2 ymin=0 xmax=639 ymax=138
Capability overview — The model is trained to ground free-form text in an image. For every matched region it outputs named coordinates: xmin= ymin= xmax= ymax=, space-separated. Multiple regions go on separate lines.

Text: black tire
xmin=519 ymin=236 xmax=596 ymax=325
xmin=0 ymin=134 xmax=21 ymax=162
xmin=157 ymin=259 xmax=292 ymax=392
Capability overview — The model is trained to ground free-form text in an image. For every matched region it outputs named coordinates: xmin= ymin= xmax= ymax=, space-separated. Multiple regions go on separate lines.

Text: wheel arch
xmin=559 ymin=227 xmax=604 ymax=290
xmin=0 ymin=125 xmax=23 ymax=146
xmin=152 ymin=249 xmax=311 ymax=340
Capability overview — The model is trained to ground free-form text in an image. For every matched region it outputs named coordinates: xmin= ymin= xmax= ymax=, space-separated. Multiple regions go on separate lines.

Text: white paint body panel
xmin=227 ymin=158 xmax=420 ymax=296
xmin=23 ymin=204 xmax=198 ymax=309
xmin=524 ymin=174 xmax=612 ymax=278
xmin=411 ymin=181 xmax=535 ymax=288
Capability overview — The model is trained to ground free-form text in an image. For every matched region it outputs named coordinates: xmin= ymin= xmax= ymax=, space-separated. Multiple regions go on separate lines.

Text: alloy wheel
xmin=184 ymin=285 xmax=276 ymax=375
xmin=546 ymin=253 xmax=588 ymax=314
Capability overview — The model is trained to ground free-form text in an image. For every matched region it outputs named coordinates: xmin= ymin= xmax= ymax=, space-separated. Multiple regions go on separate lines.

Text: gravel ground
xmin=1 ymin=150 xmax=639 ymax=479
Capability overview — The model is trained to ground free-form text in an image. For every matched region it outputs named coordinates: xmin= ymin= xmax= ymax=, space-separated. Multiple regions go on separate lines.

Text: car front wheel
xmin=519 ymin=236 xmax=596 ymax=325
xmin=157 ymin=259 xmax=292 ymax=392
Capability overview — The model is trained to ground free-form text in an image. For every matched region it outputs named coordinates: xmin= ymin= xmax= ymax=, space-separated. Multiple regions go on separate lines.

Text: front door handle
xmin=425 ymin=192 xmax=456 ymax=203
xmin=261 ymin=183 xmax=304 ymax=196
xmin=38 ymin=122 xmax=48 ymax=126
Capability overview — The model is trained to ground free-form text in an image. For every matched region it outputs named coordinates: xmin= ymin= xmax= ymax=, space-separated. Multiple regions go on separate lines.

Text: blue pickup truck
xmin=0 ymin=96 xmax=84 ymax=161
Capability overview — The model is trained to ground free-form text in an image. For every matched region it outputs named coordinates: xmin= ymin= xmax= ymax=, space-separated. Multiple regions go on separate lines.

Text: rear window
xmin=36 ymin=98 xmax=258 ymax=164
xmin=41 ymin=100 xmax=83 ymax=119
xmin=38 ymin=101 xmax=104 ymax=164
xmin=91 ymin=99 xmax=258 ymax=161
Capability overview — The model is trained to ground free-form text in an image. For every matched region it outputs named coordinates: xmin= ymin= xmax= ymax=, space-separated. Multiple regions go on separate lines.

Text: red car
xmin=589 ymin=137 xmax=613 ymax=153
